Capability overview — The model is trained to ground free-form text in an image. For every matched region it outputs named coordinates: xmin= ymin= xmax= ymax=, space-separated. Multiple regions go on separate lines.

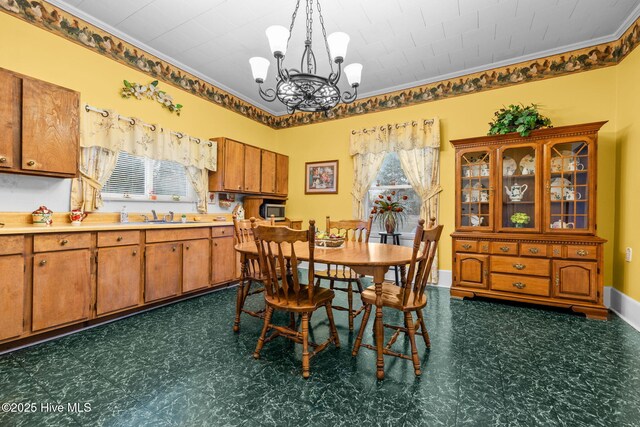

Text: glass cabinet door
xmin=458 ymin=149 xmax=493 ymax=230
xmin=545 ymin=139 xmax=594 ymax=233
xmin=498 ymin=144 xmax=540 ymax=232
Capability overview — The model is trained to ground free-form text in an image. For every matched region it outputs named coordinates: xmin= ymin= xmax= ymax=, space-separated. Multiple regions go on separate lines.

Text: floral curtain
xmin=71 ymin=108 xmax=216 ymax=212
xmin=350 ymin=118 xmax=442 ymax=283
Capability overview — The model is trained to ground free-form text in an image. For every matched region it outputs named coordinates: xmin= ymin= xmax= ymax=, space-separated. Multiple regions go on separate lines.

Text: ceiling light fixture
xmin=249 ymin=0 xmax=362 ymax=114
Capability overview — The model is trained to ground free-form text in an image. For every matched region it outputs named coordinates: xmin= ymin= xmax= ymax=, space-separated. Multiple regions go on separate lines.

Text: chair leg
xmin=416 ymin=309 xmax=431 ymax=349
xmin=253 ymin=306 xmax=274 ymax=360
xmin=352 ymin=304 xmax=372 ymax=356
xmin=325 ymin=303 xmax=340 ymax=348
xmin=404 ymin=312 xmax=421 ymax=376
xmin=233 ymin=279 xmax=246 ymax=332
xmin=289 ymin=312 xmax=296 ymax=330
xmin=301 ymin=312 xmax=310 ymax=379
xmin=347 ymin=283 xmax=354 ymax=331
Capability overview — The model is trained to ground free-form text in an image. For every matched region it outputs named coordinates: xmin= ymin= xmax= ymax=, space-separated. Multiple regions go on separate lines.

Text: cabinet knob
xmin=27 ymin=160 xmax=35 ymax=166
xmin=117 ymin=236 xmax=123 ymax=242
xmin=513 ymin=263 xmax=526 ymax=270
xmin=500 ymin=246 xmax=510 ymax=252
xmin=214 ymin=242 xmax=218 ymax=247
xmin=221 ymin=230 xmax=225 ymax=234
xmin=60 ymin=239 xmax=69 ymax=246
xmin=132 ymin=250 xmax=137 ymax=256
xmin=172 ymin=246 xmax=177 ymax=252
xmin=39 ymin=259 xmax=47 ymax=266
xmin=512 ymin=282 xmax=526 ymax=289
xmin=576 ymin=249 xmax=589 ymax=257
xmin=462 ymin=244 xmax=472 ymax=250
xmin=0 ymin=157 xmax=6 ymax=163
xmin=186 ymin=246 xmax=190 ymax=250
xmin=529 ymin=247 xmax=539 ymax=254
xmin=555 ymin=276 xmax=560 ymax=287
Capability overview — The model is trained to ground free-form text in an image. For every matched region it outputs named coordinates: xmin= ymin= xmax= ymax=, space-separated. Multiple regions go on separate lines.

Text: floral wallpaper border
xmin=1 ymin=1 xmax=639 ymax=129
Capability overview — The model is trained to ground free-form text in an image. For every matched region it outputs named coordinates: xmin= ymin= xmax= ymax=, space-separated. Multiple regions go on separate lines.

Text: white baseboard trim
xmin=604 ymin=286 xmax=640 ymax=332
xmin=431 ymin=270 xmax=452 ymax=288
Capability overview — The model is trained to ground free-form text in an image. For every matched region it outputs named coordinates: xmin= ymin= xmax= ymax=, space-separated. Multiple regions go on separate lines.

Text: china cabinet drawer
xmin=490 ymin=242 xmax=518 ymax=255
xmin=455 ymin=240 xmax=478 ymax=253
xmin=490 ymin=273 xmax=550 ymax=297
xmin=34 ymin=233 xmax=91 ymax=252
xmin=146 ymin=228 xmax=209 ymax=243
xmin=97 ymin=231 xmax=140 ymax=247
xmin=520 ymin=243 xmax=548 ymax=257
xmin=565 ymin=245 xmax=597 ymax=260
xmin=212 ymin=226 xmax=234 ymax=238
xmin=0 ymin=235 xmax=24 ymax=255
xmin=490 ymin=256 xmax=550 ymax=277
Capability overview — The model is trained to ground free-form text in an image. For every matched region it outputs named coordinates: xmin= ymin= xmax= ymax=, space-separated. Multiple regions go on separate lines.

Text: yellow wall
xmin=0 ymin=12 xmax=276 ymax=150
xmin=278 ymin=68 xmax=619 ymax=290
xmin=614 ymin=47 xmax=640 ymax=301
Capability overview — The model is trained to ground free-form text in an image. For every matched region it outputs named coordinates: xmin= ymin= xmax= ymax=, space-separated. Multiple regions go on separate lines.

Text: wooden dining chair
xmin=232 ymin=215 xmax=275 ymax=332
xmin=314 ymin=215 xmax=373 ymax=330
xmin=252 ymin=220 xmax=340 ymax=378
xmin=352 ymin=218 xmax=443 ymax=377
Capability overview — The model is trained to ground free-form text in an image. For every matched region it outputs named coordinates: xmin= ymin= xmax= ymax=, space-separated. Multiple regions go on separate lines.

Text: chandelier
xmin=249 ymin=0 xmax=362 ymax=114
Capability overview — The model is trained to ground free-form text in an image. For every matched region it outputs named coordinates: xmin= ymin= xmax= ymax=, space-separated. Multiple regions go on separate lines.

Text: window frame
xmin=102 ymin=152 xmax=196 ymax=203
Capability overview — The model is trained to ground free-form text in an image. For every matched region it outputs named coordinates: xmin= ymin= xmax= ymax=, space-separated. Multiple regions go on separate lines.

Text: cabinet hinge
xmin=597 ymin=267 xmax=600 ymax=274
xmin=24 ymin=264 xmax=26 ymax=272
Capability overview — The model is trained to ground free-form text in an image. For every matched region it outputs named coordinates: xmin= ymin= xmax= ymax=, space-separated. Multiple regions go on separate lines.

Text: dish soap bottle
xmin=120 ymin=206 xmax=129 ymax=223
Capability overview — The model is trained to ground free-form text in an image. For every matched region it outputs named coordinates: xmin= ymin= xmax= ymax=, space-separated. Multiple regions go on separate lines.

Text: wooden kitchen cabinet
xmin=261 ymin=150 xmax=276 ymax=194
xmin=223 ymin=139 xmax=245 ymax=191
xmin=275 ymin=154 xmax=289 ymax=196
xmin=32 ymin=250 xmax=91 ymax=331
xmin=182 ymin=239 xmax=211 ymax=292
xmin=145 ymin=242 xmax=182 ymax=302
xmin=96 ymin=246 xmax=141 ymax=315
xmin=456 ymin=254 xmax=489 ymax=289
xmin=212 ymin=228 xmax=235 ymax=285
xmin=0 ymin=255 xmax=25 ymax=341
xmin=0 ymin=67 xmax=79 ymax=178
xmin=244 ymin=145 xmax=261 ymax=193
xmin=552 ymin=260 xmax=598 ymax=302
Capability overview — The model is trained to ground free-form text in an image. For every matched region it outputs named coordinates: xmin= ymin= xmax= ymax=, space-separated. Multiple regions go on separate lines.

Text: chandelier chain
xmin=305 ymin=0 xmax=313 ymax=42
xmin=287 ymin=0 xmax=302 ymax=47
xmin=316 ymin=0 xmax=334 ymax=73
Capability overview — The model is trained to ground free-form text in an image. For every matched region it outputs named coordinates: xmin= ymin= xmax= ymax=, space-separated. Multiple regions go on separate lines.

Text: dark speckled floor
xmin=1 ymin=286 xmax=639 ymax=426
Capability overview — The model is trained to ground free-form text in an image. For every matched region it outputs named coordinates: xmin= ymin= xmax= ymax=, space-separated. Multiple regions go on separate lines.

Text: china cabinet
xmin=451 ymin=122 xmax=608 ymax=319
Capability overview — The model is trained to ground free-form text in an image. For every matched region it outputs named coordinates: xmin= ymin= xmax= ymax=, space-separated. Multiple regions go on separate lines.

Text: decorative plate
xmin=503 ymin=156 xmax=517 ymax=176
xmin=550 ymin=150 xmax=575 ymax=172
xmin=519 ymin=154 xmax=536 ymax=175
xmin=550 ymin=177 xmax=572 ymax=200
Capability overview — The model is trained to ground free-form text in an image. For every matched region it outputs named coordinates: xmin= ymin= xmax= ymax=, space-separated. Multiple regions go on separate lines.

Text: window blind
xmin=103 ymin=152 xmax=146 ymax=195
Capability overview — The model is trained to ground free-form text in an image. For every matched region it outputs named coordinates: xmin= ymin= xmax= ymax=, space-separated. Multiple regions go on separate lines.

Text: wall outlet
xmin=625 ymin=247 xmax=632 ymax=262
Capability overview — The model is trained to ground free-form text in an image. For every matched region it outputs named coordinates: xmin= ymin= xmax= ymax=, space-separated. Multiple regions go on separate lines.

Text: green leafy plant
xmin=371 ymin=191 xmax=408 ymax=232
xmin=510 ymin=212 xmax=531 ymax=226
xmin=121 ymin=80 xmax=183 ymax=115
xmin=488 ymin=104 xmax=552 ymax=137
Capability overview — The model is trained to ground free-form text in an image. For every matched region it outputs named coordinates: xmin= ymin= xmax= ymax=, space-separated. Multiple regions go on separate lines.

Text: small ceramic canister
xmin=70 ymin=209 xmax=88 ymax=225
xmin=32 ymin=206 xmax=53 ymax=226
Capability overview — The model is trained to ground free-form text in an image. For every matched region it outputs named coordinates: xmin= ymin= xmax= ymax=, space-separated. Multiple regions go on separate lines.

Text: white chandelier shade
xmin=249 ymin=57 xmax=270 ymax=82
xmin=344 ymin=63 xmax=363 ymax=86
xmin=265 ymin=25 xmax=290 ymax=56
xmin=327 ymin=32 xmax=350 ymax=61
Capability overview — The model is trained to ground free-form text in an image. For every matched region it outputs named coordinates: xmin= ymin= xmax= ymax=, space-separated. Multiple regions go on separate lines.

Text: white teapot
xmin=505 ymin=183 xmax=528 ymax=202
xmin=563 ymin=188 xmax=582 ymax=201
xmin=551 ymin=220 xmax=575 ymax=229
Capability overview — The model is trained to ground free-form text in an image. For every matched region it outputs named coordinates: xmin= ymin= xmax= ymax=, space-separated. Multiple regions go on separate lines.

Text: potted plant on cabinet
xmin=510 ymin=212 xmax=531 ymax=228
xmin=488 ymin=104 xmax=552 ymax=137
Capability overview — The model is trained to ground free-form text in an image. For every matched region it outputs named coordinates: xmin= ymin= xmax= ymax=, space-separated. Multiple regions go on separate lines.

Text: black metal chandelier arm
xmin=341 ymin=85 xmax=358 ymax=104
xmin=328 ymin=61 xmax=342 ymax=85
xmin=275 ymin=54 xmax=290 ymax=82
xmin=258 ymin=84 xmax=277 ymax=102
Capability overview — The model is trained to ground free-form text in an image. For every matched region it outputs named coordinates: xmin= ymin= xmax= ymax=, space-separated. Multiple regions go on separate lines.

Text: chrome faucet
xmin=164 ymin=211 xmax=174 ymax=222
xmin=151 ymin=210 xmax=158 ymax=221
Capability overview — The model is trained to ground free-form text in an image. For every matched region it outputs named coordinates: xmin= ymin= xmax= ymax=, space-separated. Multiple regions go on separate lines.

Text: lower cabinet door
xmin=552 ymin=260 xmax=597 ymax=302
xmin=0 ymin=255 xmax=25 ymax=341
xmin=32 ymin=250 xmax=91 ymax=331
xmin=183 ymin=239 xmax=211 ymax=292
xmin=97 ymin=246 xmax=141 ymax=315
xmin=145 ymin=243 xmax=182 ymax=302
xmin=212 ymin=237 xmax=235 ymax=284
xmin=456 ymin=254 xmax=489 ymax=289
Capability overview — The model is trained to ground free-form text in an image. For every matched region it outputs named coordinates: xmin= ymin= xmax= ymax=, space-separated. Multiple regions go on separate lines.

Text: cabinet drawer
xmin=34 ymin=233 xmax=91 ymax=252
xmin=97 ymin=230 xmax=140 ymax=247
xmin=521 ymin=243 xmax=548 ymax=257
xmin=491 ymin=273 xmax=550 ymax=297
xmin=490 ymin=242 xmax=518 ymax=255
xmin=146 ymin=228 xmax=209 ymax=243
xmin=455 ymin=240 xmax=478 ymax=253
xmin=0 ymin=235 xmax=24 ymax=255
xmin=566 ymin=245 xmax=597 ymax=260
xmin=212 ymin=226 xmax=234 ymax=238
xmin=491 ymin=256 xmax=550 ymax=277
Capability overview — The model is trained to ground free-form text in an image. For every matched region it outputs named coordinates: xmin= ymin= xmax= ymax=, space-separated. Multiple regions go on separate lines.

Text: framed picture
xmin=305 ymin=160 xmax=339 ymax=194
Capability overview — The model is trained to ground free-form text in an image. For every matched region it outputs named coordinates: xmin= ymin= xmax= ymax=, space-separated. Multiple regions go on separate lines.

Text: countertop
xmin=0 ymin=221 xmax=234 ymax=235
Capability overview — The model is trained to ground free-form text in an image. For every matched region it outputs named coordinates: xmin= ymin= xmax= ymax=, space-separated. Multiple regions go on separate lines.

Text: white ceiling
xmin=50 ymin=0 xmax=640 ymax=115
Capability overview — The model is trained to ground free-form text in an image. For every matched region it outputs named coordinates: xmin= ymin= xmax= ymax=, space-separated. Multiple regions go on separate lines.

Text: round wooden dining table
xmin=235 ymin=240 xmax=417 ymax=380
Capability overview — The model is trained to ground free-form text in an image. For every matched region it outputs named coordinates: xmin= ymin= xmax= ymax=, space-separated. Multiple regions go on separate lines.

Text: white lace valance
xmin=349 ymin=118 xmax=440 ymax=155
xmin=81 ymin=109 xmax=217 ymax=171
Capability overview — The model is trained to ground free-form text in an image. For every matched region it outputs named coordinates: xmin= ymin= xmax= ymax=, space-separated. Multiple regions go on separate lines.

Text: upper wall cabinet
xmin=0 ymin=68 xmax=80 ymax=178
xmin=208 ymin=137 xmax=289 ymax=197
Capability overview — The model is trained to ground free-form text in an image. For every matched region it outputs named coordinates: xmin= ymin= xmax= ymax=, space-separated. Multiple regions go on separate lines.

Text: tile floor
xmin=1 ymin=286 xmax=639 ymax=426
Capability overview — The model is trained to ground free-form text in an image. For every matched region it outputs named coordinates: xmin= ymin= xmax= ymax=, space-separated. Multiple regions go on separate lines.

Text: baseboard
xmin=604 ymin=286 xmax=640 ymax=332
xmin=431 ymin=270 xmax=452 ymax=288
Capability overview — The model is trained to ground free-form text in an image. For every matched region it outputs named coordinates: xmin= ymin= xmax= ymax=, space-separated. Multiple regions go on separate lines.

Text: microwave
xmin=260 ymin=203 xmax=286 ymax=221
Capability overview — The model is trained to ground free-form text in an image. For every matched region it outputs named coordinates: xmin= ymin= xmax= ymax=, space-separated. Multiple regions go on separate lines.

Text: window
xmin=103 ymin=151 xmax=195 ymax=202
xmin=365 ymin=152 xmax=421 ymax=234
